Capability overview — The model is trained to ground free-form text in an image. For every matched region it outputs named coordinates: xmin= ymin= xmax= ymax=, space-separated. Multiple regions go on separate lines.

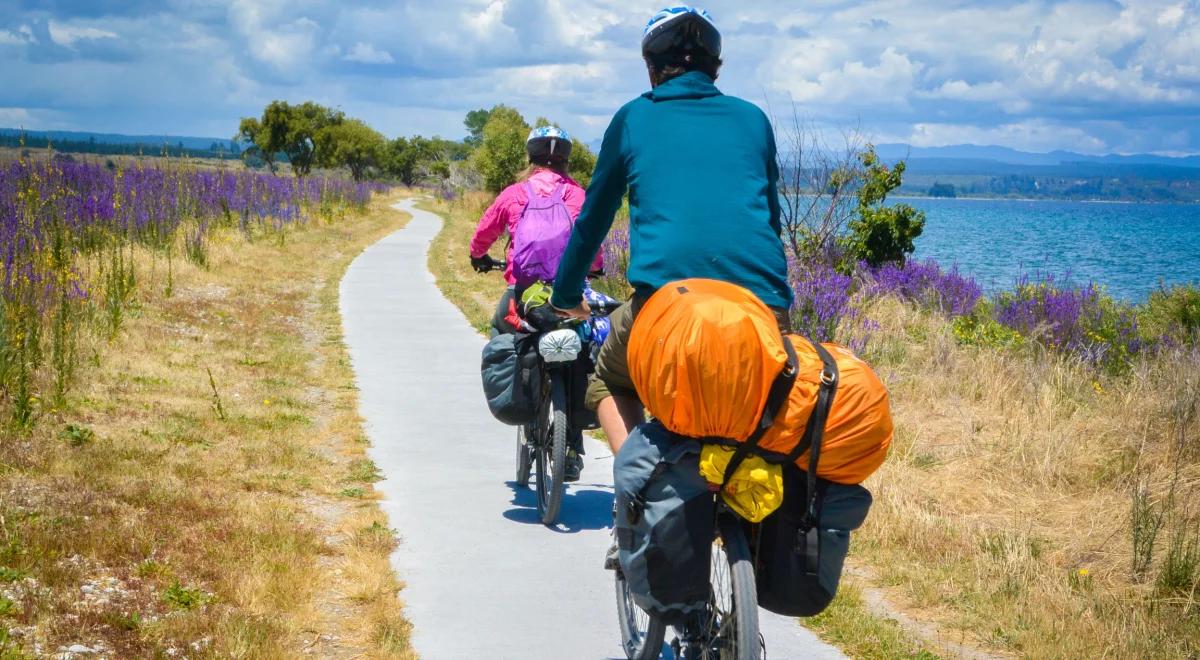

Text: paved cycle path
xmin=340 ymin=198 xmax=846 ymax=659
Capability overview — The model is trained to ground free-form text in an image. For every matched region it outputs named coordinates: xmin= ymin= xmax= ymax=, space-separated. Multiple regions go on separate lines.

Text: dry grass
xmin=423 ymin=193 xmax=510 ymax=333
xmin=852 ymin=297 xmax=1200 ymax=658
xmin=1 ymin=192 xmax=415 ymax=657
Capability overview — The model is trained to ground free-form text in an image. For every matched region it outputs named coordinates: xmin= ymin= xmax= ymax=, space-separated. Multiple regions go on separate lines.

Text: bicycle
xmin=514 ymin=295 xmax=622 ymax=525
xmin=615 ymin=499 xmax=761 ymax=660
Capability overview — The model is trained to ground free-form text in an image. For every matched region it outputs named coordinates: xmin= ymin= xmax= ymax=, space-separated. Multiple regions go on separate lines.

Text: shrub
xmin=590 ymin=226 xmax=632 ymax=300
xmin=789 ymin=260 xmax=852 ymax=343
xmin=951 ymin=306 xmax=1025 ymax=349
xmin=1140 ymin=284 xmax=1200 ymax=347
xmin=842 ymin=149 xmax=926 ymax=267
xmin=993 ymin=275 xmax=1143 ymax=373
xmin=865 ymin=259 xmax=982 ymax=317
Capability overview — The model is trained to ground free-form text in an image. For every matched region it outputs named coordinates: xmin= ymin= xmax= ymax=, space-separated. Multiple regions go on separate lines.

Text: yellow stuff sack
xmin=698 ymin=445 xmax=784 ymax=522
xmin=628 ymin=278 xmax=893 ymax=485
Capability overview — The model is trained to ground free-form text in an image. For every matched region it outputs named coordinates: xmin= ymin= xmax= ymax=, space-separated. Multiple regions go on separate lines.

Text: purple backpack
xmin=511 ymin=181 xmax=574 ymax=287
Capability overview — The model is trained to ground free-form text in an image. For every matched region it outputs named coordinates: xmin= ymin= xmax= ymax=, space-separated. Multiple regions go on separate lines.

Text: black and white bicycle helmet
xmin=641 ymin=5 xmax=722 ymax=63
xmin=526 ymin=125 xmax=572 ymax=165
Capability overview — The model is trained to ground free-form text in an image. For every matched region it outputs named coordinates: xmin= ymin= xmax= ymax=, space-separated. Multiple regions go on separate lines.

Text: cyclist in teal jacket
xmin=551 ymin=6 xmax=792 ymax=454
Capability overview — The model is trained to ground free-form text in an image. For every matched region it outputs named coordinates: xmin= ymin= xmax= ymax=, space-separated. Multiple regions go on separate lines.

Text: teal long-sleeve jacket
xmin=550 ymin=71 xmax=793 ymax=311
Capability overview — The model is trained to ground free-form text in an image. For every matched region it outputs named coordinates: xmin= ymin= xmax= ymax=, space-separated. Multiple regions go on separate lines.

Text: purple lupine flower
xmin=865 ymin=258 xmax=982 ymax=317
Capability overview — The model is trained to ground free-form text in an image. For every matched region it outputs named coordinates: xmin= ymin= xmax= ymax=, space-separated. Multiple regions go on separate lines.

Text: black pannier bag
xmin=754 ymin=464 xmax=873 ymax=616
xmin=614 ymin=422 xmax=716 ymax=625
xmin=480 ymin=332 xmax=541 ymax=425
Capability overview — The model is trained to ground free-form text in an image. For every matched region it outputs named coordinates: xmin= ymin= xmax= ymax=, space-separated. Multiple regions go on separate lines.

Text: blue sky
xmin=1 ymin=0 xmax=1198 ymax=155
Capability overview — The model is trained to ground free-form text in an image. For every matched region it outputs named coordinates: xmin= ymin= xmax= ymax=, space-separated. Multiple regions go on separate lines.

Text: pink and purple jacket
xmin=469 ymin=169 xmax=602 ymax=285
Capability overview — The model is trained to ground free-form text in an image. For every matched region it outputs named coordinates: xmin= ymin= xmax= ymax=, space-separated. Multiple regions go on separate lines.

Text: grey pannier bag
xmin=754 ymin=466 xmax=872 ymax=616
xmin=480 ymin=332 xmax=541 ymax=425
xmin=614 ymin=421 xmax=715 ymax=625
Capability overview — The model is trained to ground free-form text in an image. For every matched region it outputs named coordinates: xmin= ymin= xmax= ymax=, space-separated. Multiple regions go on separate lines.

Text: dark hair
xmin=520 ymin=159 xmax=569 ymax=181
xmin=646 ymin=52 xmax=722 ymax=85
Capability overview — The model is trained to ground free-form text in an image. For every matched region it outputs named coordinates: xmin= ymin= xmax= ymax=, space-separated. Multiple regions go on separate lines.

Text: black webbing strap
xmin=786 ymin=339 xmax=838 ymax=574
xmin=719 ymin=337 xmax=800 ymax=488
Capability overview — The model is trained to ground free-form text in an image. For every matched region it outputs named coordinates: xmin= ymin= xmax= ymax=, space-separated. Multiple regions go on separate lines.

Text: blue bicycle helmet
xmin=526 ymin=125 xmax=572 ymax=165
xmin=641 ymin=6 xmax=721 ymax=62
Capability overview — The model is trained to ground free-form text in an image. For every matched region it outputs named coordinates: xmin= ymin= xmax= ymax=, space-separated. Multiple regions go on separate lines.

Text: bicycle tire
xmin=703 ymin=515 xmax=760 ymax=660
xmin=535 ymin=374 xmax=568 ymax=525
xmin=614 ymin=567 xmax=667 ymax=660
xmin=515 ymin=425 xmax=532 ymax=486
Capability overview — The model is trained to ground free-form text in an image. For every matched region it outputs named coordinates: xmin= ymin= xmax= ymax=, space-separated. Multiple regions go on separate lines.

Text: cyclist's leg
xmin=596 ymin=395 xmax=644 ymax=454
xmin=585 ymin=301 xmax=644 ymax=454
xmin=491 ymin=285 xmax=517 ymax=335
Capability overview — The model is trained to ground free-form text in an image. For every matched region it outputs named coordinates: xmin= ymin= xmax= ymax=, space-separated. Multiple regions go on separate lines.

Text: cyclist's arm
xmin=469 ymin=194 xmax=510 ymax=259
xmin=551 ymin=110 xmax=629 ymax=309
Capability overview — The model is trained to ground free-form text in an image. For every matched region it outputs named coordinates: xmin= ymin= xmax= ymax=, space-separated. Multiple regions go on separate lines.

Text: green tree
xmin=927 ymin=182 xmax=956 ymax=198
xmin=236 ymin=115 xmax=285 ymax=173
xmin=236 ymin=101 xmax=344 ymax=178
xmin=383 ymin=137 xmax=420 ymax=185
xmin=287 ymin=101 xmax=344 ymax=177
xmin=319 ymin=119 xmax=385 ymax=181
xmin=568 ymin=139 xmax=596 ymax=187
xmin=843 ymin=147 xmax=926 ymax=266
xmin=469 ymin=105 xmax=530 ymax=193
xmin=463 ymin=108 xmax=493 ymax=147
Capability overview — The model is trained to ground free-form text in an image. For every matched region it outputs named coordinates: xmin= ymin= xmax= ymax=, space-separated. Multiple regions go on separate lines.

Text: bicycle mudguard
xmin=614 ymin=421 xmax=715 ymax=625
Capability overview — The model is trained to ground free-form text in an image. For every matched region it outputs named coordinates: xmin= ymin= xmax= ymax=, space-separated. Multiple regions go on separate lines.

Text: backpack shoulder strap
xmin=720 ymin=336 xmax=799 ymax=486
xmin=550 ymin=181 xmax=566 ymax=203
xmin=521 ymin=181 xmax=536 ymax=204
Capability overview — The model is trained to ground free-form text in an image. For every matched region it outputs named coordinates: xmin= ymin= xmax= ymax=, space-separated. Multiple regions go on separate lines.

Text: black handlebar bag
xmin=754 ymin=465 xmax=872 ymax=616
xmin=614 ymin=421 xmax=716 ymax=625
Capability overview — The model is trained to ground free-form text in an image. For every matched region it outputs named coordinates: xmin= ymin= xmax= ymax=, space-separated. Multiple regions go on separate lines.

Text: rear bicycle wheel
xmin=698 ymin=515 xmax=760 ymax=660
xmin=534 ymin=374 xmax=568 ymax=525
xmin=615 ymin=567 xmax=667 ymax=659
xmin=515 ymin=424 xmax=532 ymax=486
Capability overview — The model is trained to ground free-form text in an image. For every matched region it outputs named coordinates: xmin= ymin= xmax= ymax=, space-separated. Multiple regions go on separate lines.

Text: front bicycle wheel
xmin=615 ymin=566 xmax=667 ymax=659
xmin=515 ymin=424 xmax=532 ymax=486
xmin=699 ymin=515 xmax=760 ymax=660
xmin=534 ymin=374 xmax=568 ymax=525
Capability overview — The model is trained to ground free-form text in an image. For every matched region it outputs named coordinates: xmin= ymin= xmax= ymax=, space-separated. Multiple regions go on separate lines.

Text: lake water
xmin=904 ymin=197 xmax=1200 ymax=302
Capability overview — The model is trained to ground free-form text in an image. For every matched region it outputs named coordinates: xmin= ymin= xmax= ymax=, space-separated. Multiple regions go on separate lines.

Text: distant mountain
xmin=874 ymin=143 xmax=1200 ymax=169
xmin=0 ymin=127 xmax=237 ymax=151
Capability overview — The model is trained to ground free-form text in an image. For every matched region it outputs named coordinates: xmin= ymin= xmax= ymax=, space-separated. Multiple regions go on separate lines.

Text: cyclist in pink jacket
xmin=469 ymin=126 xmax=603 ymax=334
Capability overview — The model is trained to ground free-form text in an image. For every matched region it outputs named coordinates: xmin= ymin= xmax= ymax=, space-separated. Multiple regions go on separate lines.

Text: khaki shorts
xmin=585 ymin=296 xmax=793 ymax=410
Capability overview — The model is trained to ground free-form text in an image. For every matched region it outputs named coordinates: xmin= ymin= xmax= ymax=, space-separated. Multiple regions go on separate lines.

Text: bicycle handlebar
xmin=588 ymin=298 xmax=623 ymax=317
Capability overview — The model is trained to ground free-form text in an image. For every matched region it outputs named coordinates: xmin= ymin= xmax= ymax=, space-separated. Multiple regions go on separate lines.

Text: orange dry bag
xmin=627 ymin=279 xmax=788 ymax=441
xmin=627 ymin=279 xmax=892 ymax=485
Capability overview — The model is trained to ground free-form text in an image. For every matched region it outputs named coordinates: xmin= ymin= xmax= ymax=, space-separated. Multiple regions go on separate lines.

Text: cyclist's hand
xmin=553 ymin=299 xmax=591 ymax=321
xmin=470 ymin=254 xmax=497 ymax=273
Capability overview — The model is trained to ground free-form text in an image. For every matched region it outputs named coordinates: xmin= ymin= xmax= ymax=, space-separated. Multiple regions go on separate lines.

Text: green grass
xmin=806 ymin=583 xmax=940 ymax=659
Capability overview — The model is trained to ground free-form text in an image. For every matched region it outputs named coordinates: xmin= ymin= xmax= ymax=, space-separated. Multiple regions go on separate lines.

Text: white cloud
xmin=908 ymin=120 xmax=1109 ymax=154
xmin=0 ymin=107 xmax=34 ymax=125
xmin=47 ymin=22 xmax=118 ymax=47
xmin=344 ymin=42 xmax=394 ymax=65
xmin=0 ymin=0 xmax=1198 ymax=154
xmin=0 ymin=29 xmax=32 ymax=46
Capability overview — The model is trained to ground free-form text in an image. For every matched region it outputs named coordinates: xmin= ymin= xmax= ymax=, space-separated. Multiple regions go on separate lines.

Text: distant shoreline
xmin=891 ymin=193 xmax=1195 ymax=205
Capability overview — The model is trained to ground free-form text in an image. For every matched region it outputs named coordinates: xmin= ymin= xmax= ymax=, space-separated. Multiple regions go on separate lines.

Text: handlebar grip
xmin=590 ymin=299 xmax=625 ymax=316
